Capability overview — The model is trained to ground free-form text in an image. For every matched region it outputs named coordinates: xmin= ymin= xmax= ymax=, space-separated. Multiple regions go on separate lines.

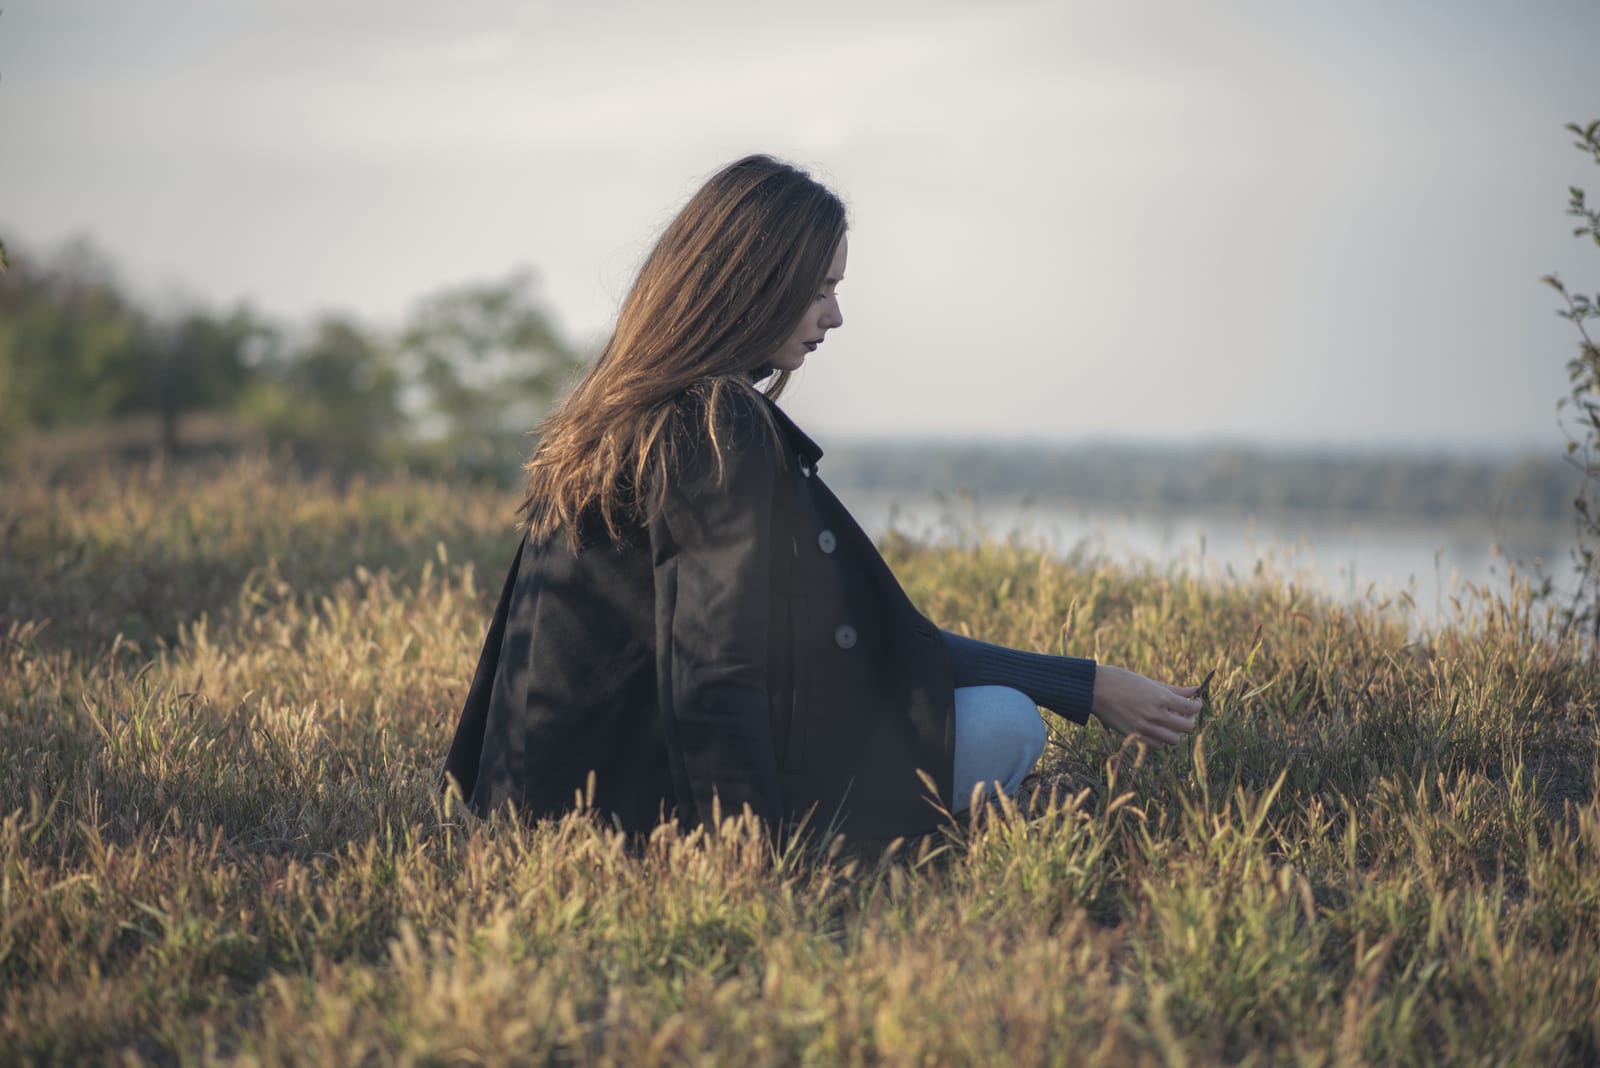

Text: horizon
xmin=821 ymin=428 xmax=1570 ymax=460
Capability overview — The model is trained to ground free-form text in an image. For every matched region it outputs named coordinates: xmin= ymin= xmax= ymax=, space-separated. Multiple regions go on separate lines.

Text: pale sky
xmin=4 ymin=1 xmax=1598 ymax=450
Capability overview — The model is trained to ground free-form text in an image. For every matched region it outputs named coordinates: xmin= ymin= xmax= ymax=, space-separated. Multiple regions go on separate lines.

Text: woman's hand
xmin=1088 ymin=665 xmax=1201 ymax=748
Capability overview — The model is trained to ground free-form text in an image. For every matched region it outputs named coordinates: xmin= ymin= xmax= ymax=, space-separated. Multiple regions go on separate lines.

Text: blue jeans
xmin=950 ymin=685 xmax=1047 ymax=811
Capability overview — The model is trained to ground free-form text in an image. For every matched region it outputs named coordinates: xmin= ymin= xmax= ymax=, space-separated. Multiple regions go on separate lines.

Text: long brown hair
xmin=521 ymin=154 xmax=847 ymax=548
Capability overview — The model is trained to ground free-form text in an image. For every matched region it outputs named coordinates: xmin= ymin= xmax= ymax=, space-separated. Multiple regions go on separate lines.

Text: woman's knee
xmin=1007 ymin=688 xmax=1048 ymax=764
xmin=966 ymin=685 xmax=1045 ymax=757
xmin=953 ymin=685 xmax=1047 ymax=799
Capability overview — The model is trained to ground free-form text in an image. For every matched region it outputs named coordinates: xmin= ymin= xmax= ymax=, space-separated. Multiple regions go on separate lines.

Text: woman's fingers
xmin=1143 ymin=708 xmax=1200 ymax=747
xmin=1159 ymin=713 xmax=1196 ymax=740
xmin=1135 ymin=723 xmax=1182 ymax=747
xmin=1163 ymin=698 xmax=1200 ymax=721
xmin=1121 ymin=710 xmax=1190 ymax=748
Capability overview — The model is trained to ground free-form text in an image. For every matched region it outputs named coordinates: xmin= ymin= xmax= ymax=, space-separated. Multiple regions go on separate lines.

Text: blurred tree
xmin=397 ymin=269 xmax=583 ymax=479
xmin=1544 ymin=119 xmax=1600 ymax=646
xmin=241 ymin=315 xmax=404 ymax=468
xmin=0 ymin=240 xmax=146 ymax=445
xmin=143 ymin=306 xmax=269 ymax=454
xmin=0 ymin=238 xmax=278 ymax=455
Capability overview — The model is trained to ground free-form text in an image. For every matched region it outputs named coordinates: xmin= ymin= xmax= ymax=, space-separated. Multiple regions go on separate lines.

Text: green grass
xmin=2 ymin=457 xmax=1597 ymax=1065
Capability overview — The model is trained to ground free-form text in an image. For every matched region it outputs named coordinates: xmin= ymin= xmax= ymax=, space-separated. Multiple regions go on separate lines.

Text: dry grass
xmin=2 ymin=456 xmax=1597 ymax=1065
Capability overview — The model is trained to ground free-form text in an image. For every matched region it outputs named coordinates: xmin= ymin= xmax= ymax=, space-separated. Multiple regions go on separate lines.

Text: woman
xmin=443 ymin=155 xmax=1200 ymax=840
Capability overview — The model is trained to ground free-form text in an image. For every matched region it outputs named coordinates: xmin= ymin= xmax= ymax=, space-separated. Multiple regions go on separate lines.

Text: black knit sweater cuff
xmin=939 ymin=630 xmax=1097 ymax=725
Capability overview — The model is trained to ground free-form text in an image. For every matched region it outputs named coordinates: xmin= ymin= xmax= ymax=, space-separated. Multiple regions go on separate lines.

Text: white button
xmin=834 ymin=624 xmax=857 ymax=649
xmin=817 ymin=530 xmax=836 ymax=554
xmin=799 ymin=456 xmax=812 ymax=477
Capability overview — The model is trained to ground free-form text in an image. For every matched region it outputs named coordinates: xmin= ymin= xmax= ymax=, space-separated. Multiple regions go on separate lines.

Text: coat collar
xmin=760 ymin=393 xmax=824 ymax=467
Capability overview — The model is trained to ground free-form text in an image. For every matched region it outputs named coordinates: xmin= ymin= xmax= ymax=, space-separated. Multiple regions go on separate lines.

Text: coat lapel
xmin=759 ymin=394 xmax=824 ymax=468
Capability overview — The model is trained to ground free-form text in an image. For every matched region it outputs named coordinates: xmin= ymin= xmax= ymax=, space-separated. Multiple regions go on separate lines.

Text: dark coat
xmin=442 ymin=389 xmax=956 ymax=840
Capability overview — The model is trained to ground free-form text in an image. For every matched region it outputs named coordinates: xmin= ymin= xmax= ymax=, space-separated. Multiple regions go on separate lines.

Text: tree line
xmin=0 ymin=236 xmax=582 ymax=480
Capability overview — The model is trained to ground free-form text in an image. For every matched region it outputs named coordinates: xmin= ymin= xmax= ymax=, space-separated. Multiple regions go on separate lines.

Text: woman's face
xmin=770 ymin=235 xmax=847 ymax=372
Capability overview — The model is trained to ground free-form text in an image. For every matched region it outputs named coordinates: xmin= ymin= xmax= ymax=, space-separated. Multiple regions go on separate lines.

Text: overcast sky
xmin=4 ymin=1 xmax=1598 ymax=451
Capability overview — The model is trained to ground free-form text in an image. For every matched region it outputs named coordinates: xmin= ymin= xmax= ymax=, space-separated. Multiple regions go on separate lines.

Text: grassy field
xmin=2 ymin=456 xmax=1598 ymax=1065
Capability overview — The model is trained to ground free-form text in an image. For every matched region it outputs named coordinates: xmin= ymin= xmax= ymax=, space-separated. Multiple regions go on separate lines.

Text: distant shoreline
xmin=822 ymin=439 xmax=1579 ymax=530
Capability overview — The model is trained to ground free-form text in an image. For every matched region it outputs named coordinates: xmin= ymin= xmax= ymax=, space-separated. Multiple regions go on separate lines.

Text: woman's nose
xmin=822 ymin=296 xmax=844 ymax=330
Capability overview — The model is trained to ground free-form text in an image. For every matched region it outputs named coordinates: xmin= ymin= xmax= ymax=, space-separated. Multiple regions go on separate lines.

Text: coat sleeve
xmin=940 ymin=628 xmax=1096 ymax=725
xmin=651 ymin=403 xmax=785 ymax=831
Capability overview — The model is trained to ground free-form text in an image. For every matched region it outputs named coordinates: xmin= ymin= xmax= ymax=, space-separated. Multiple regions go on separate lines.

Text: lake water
xmin=837 ymin=489 xmax=1576 ymax=633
